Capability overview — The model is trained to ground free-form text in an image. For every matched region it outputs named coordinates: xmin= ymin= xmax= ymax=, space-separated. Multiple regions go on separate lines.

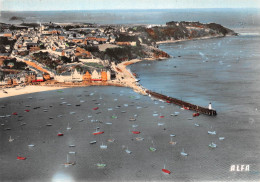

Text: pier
xmin=146 ymin=90 xmax=217 ymax=116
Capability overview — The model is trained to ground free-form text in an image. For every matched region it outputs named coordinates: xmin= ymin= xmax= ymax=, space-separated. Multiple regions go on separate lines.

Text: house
xmin=82 ymin=71 xmax=92 ymax=83
xmin=91 ymin=70 xmax=101 ymax=81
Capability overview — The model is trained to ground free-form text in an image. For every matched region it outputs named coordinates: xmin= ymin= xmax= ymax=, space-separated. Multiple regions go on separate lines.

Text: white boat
xmin=9 ymin=136 xmax=14 ymax=142
xmin=219 ymin=137 xmax=225 ymax=141
xmin=208 ymin=131 xmax=216 ymax=135
xmin=67 ymin=123 xmax=72 ymax=130
xmin=28 ymin=144 xmax=35 ymax=147
xmin=157 ymin=123 xmax=164 ymax=126
xmin=90 ymin=141 xmax=97 ymax=144
xmin=194 ymin=123 xmax=200 ymax=127
xmin=181 ymin=148 xmax=188 ymax=156
xmin=209 ymin=142 xmax=217 ymax=148
xmin=125 ymin=147 xmax=132 ymax=154
xmin=100 ymin=142 xmax=107 ymax=149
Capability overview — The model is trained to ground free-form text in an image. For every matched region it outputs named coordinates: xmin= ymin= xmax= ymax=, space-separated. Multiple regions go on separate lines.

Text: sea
xmin=1 ymin=8 xmax=260 ymax=181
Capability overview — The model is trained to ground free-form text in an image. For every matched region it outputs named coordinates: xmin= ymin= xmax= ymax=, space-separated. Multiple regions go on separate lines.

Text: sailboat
xmin=100 ymin=142 xmax=107 ymax=149
xmin=209 ymin=142 xmax=217 ymax=148
xmin=57 ymin=132 xmax=64 ymax=136
xmin=162 ymin=164 xmax=171 ymax=174
xmin=96 ymin=157 xmax=106 ymax=168
xmin=169 ymin=136 xmax=177 ymax=145
xmin=208 ymin=131 xmax=216 ymax=135
xmin=9 ymin=136 xmax=14 ymax=142
xmin=63 ymin=154 xmax=75 ymax=167
xmin=125 ymin=146 xmax=132 ymax=154
xmin=67 ymin=123 xmax=72 ymax=130
xmin=93 ymin=128 xmax=104 ymax=135
xmin=149 ymin=140 xmax=156 ymax=152
xmin=180 ymin=148 xmax=188 ymax=156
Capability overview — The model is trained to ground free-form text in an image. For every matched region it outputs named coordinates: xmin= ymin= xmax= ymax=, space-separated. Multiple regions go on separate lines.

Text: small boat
xmin=12 ymin=112 xmax=18 ymax=115
xmin=132 ymin=131 xmax=140 ymax=134
xmin=9 ymin=136 xmax=14 ymax=142
xmin=153 ymin=113 xmax=158 ymax=117
xmin=169 ymin=137 xmax=177 ymax=145
xmin=194 ymin=123 xmax=200 ymax=127
xmin=121 ymin=111 xmax=126 ymax=113
xmin=17 ymin=156 xmax=26 ymax=160
xmin=188 ymin=118 xmax=193 ymax=120
xmin=170 ymin=134 xmax=175 ymax=137
xmin=149 ymin=140 xmax=156 ymax=151
xmin=69 ymin=145 xmax=76 ymax=147
xmin=67 ymin=104 xmax=71 ymax=106
xmin=125 ymin=147 xmax=132 ymax=154
xmin=57 ymin=133 xmax=64 ymax=136
xmin=209 ymin=142 xmax=217 ymax=148
xmin=78 ymin=119 xmax=84 ymax=122
xmin=159 ymin=116 xmax=165 ymax=118
xmin=24 ymin=110 xmax=30 ymax=112
xmin=90 ymin=141 xmax=97 ymax=144
xmin=67 ymin=123 xmax=72 ymax=130
xmin=208 ymin=131 xmax=216 ymax=135
xmin=181 ymin=106 xmax=190 ymax=110
xmin=69 ymin=112 xmax=75 ymax=115
xmin=166 ymin=100 xmax=171 ymax=103
xmin=111 ymin=115 xmax=117 ymax=119
xmin=192 ymin=113 xmax=200 ymax=117
xmin=92 ymin=107 xmax=99 ymax=110
xmin=149 ymin=147 xmax=156 ymax=152
xmin=162 ymin=165 xmax=171 ymax=174
xmin=28 ymin=144 xmax=35 ymax=147
xmin=157 ymin=123 xmax=164 ymax=126
xmin=136 ymin=137 xmax=144 ymax=141
xmin=132 ymin=124 xmax=138 ymax=128
xmin=105 ymin=122 xmax=112 ymax=125
xmin=129 ymin=118 xmax=136 ymax=121
xmin=107 ymin=108 xmax=113 ymax=111
xmin=93 ymin=129 xmax=104 ymax=135
xmin=46 ymin=124 xmax=52 ymax=126
xmin=219 ymin=137 xmax=225 ymax=141
xmin=63 ymin=154 xmax=75 ymax=167
xmin=100 ymin=142 xmax=107 ymax=149
xmin=96 ymin=163 xmax=106 ymax=168
xmin=181 ymin=148 xmax=188 ymax=156
xmin=107 ymin=138 xmax=115 ymax=143
xmin=69 ymin=151 xmax=76 ymax=154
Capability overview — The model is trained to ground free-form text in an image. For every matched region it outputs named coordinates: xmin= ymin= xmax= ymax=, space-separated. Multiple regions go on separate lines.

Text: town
xmin=0 ymin=20 xmax=235 ymax=91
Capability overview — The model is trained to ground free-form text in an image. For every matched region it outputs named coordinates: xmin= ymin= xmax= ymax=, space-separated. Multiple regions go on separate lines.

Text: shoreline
xmin=0 ymin=35 xmax=230 ymax=99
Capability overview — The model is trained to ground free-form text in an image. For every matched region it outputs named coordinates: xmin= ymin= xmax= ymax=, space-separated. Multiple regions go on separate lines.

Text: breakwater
xmin=146 ymin=90 xmax=217 ymax=116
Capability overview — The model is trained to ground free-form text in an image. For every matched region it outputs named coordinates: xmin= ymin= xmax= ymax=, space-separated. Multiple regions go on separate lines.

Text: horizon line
xmin=1 ymin=7 xmax=259 ymax=12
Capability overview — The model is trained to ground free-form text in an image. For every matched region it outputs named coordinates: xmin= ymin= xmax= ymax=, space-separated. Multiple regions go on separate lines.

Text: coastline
xmin=0 ymin=35 xmax=231 ymax=99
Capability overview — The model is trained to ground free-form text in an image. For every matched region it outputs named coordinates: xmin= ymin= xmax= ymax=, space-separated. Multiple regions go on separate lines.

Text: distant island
xmin=0 ymin=21 xmax=236 ymax=96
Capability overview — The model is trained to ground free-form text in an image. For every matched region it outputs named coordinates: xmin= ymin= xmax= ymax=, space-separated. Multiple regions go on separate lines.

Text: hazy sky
xmin=1 ymin=0 xmax=260 ymax=11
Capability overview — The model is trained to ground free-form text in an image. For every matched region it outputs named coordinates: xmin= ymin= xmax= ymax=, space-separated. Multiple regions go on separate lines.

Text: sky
xmin=1 ymin=0 xmax=260 ymax=11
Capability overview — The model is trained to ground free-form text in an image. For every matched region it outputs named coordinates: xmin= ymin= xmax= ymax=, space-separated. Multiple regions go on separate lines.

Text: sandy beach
xmin=0 ymin=86 xmax=67 ymax=99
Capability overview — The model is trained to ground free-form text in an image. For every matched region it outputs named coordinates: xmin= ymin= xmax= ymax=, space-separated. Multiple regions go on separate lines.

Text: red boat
xmin=166 ymin=100 xmax=171 ymax=103
xmin=24 ymin=110 xmax=30 ymax=112
xmin=193 ymin=113 xmax=200 ymax=117
xmin=183 ymin=106 xmax=190 ymax=110
xmin=12 ymin=112 xmax=18 ymax=115
xmin=93 ymin=131 xmax=104 ymax=135
xmin=92 ymin=107 xmax=99 ymax=110
xmin=17 ymin=156 xmax=26 ymax=160
xmin=159 ymin=116 xmax=165 ymax=118
xmin=162 ymin=168 xmax=171 ymax=174
xmin=57 ymin=133 xmax=64 ymax=136
xmin=132 ymin=131 xmax=140 ymax=134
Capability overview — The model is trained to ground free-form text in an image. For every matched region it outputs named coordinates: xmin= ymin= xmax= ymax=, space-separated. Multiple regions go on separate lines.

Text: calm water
xmin=1 ymin=8 xmax=260 ymax=30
